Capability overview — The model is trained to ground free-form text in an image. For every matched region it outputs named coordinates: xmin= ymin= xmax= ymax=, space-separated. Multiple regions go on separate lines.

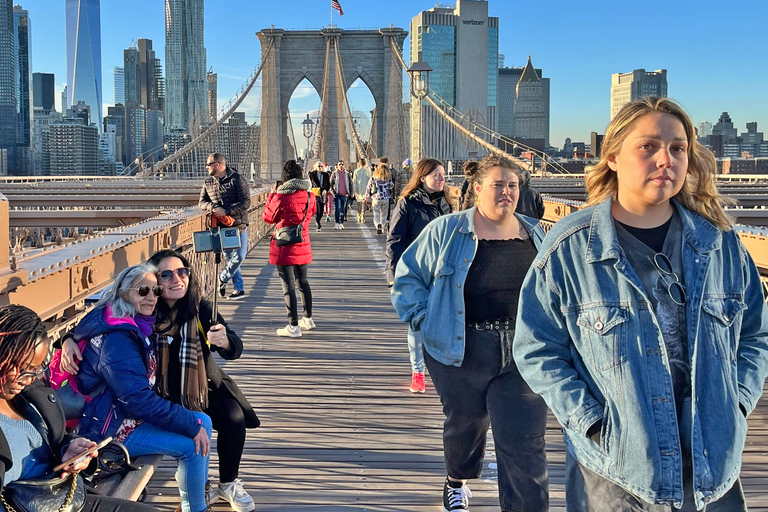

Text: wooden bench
xmin=90 ymin=453 xmax=163 ymax=501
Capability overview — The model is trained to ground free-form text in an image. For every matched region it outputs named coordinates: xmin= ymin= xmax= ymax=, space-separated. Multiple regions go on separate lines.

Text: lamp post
xmin=302 ymin=114 xmax=315 ymax=163
xmin=407 ymin=52 xmax=432 ymax=161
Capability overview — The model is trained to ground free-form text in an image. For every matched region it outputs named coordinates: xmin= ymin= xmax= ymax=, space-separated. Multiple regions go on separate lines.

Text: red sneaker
xmin=409 ymin=372 xmax=426 ymax=393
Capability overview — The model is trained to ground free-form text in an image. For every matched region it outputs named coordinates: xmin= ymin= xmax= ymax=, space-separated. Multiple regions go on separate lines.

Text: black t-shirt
xmin=463 ymin=238 xmax=538 ymax=324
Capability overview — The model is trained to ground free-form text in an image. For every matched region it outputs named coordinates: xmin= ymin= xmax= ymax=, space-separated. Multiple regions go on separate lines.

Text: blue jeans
xmin=407 ymin=325 xmax=425 ymax=373
xmin=334 ymin=195 xmax=348 ymax=223
xmin=122 ymin=412 xmax=212 ymax=512
xmin=219 ymin=227 xmax=248 ymax=292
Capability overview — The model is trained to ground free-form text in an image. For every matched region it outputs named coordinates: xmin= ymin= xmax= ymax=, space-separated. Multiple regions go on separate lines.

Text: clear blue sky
xmin=21 ymin=0 xmax=768 ymax=149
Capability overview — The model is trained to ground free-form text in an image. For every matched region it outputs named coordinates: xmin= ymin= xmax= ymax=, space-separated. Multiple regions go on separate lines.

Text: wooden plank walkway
xmin=141 ymin=216 xmax=768 ymax=511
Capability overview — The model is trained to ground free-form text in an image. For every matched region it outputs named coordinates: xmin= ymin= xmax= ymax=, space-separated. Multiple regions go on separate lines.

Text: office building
xmin=610 ymin=68 xmax=667 ymax=119
xmin=0 ymin=0 xmax=16 ymax=171
xmin=165 ymin=0 xmax=207 ymax=133
xmin=698 ymin=120 xmax=712 ymax=139
xmin=33 ymin=107 xmax=62 ymax=173
xmin=114 ymin=66 xmax=124 ymax=104
xmin=42 ymin=116 xmax=99 ymax=175
xmin=207 ymin=70 xmax=217 ymax=121
xmin=511 ymin=56 xmax=549 ymax=147
xmin=410 ymin=0 xmax=498 ymax=160
xmin=103 ymin=103 xmax=125 ymax=165
xmin=13 ymin=5 xmax=33 ymax=174
xmin=33 ymin=73 xmax=55 ymax=112
xmin=66 ymin=0 xmax=102 ymax=133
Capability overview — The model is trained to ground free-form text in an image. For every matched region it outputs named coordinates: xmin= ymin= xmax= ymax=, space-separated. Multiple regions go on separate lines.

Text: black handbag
xmin=1 ymin=473 xmax=86 ymax=512
xmin=274 ymin=191 xmax=311 ymax=247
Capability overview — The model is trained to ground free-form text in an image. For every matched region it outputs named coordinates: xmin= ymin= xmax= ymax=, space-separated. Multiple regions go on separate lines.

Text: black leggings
xmin=207 ymin=393 xmax=247 ymax=483
xmin=276 ymin=264 xmax=312 ymax=325
xmin=314 ymin=197 xmax=324 ymax=228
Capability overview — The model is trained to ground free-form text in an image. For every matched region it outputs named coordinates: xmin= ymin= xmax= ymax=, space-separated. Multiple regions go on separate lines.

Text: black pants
xmin=314 ymin=196 xmax=325 ymax=228
xmin=424 ymin=327 xmax=549 ymax=512
xmin=208 ymin=390 xmax=247 ymax=483
xmin=83 ymin=494 xmax=155 ymax=512
xmin=565 ymin=451 xmax=747 ymax=511
xmin=276 ymin=264 xmax=312 ymax=326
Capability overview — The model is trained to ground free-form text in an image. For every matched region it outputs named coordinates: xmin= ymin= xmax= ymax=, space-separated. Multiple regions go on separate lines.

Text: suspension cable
xmin=332 ymin=37 xmax=366 ymax=160
xmin=314 ymin=37 xmax=333 ymax=162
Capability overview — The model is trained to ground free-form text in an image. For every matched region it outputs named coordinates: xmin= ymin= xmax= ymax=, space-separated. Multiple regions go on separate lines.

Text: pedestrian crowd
xmin=1 ymin=97 xmax=767 ymax=512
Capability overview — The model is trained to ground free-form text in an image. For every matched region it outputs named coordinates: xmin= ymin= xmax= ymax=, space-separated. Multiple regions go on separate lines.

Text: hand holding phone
xmin=53 ymin=436 xmax=113 ymax=472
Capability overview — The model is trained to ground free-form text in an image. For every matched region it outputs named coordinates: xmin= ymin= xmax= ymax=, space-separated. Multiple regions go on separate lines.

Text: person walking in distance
xmin=515 ymin=170 xmax=545 ymax=219
xmin=514 ymin=97 xmax=768 ymax=511
xmin=364 ymin=163 xmax=394 ymax=234
xmin=263 ymin=160 xmax=318 ymax=337
xmin=330 ymin=160 xmax=353 ymax=230
xmin=199 ymin=153 xmax=251 ymax=300
xmin=353 ymin=158 xmax=372 ymax=223
xmin=386 ymin=158 xmax=452 ymax=394
xmin=309 ymin=161 xmax=331 ymax=232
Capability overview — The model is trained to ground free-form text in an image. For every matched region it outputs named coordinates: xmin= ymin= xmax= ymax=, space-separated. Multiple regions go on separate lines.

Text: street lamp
xmin=302 ymin=114 xmax=315 ymax=161
xmin=407 ymin=51 xmax=432 ymax=160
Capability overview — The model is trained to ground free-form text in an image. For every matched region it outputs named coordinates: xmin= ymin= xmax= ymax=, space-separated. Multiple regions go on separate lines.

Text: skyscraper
xmin=207 ymin=70 xmax=217 ymax=121
xmin=33 ymin=72 xmax=55 ymax=113
xmin=114 ymin=66 xmax=124 ymax=104
xmin=410 ymin=0 xmax=498 ymax=160
xmin=66 ymin=0 xmax=102 ymax=133
xmin=165 ymin=0 xmax=207 ymax=133
xmin=13 ymin=5 xmax=33 ymax=174
xmin=0 ymin=0 xmax=16 ymax=170
xmin=498 ymin=59 xmax=550 ymax=147
xmin=512 ymin=56 xmax=549 ymax=147
xmin=610 ymin=68 xmax=667 ymax=119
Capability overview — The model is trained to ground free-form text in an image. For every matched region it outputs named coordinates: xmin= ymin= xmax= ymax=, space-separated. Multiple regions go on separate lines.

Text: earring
xmin=474 ymin=196 xmax=480 ymax=207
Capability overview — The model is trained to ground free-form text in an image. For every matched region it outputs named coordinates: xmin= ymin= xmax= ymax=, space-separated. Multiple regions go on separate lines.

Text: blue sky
xmin=20 ymin=0 xmax=768 ymax=149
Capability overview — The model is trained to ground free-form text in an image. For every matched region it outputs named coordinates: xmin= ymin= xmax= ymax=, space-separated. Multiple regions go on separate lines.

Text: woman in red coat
xmin=262 ymin=160 xmax=318 ymax=337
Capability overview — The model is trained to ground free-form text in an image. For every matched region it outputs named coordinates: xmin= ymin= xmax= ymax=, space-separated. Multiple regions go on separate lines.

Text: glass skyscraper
xmin=13 ymin=6 xmax=33 ymax=174
xmin=165 ymin=0 xmax=207 ymax=132
xmin=0 ymin=0 xmax=17 ymax=169
xmin=66 ymin=0 xmax=102 ymax=133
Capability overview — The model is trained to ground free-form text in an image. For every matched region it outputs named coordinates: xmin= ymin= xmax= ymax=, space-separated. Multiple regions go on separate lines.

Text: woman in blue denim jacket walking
xmin=514 ymin=98 xmax=768 ymax=511
xmin=392 ymin=155 xmax=549 ymax=512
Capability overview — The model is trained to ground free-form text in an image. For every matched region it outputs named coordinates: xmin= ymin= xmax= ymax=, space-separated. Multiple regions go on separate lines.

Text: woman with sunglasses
xmin=148 ymin=249 xmax=258 ymax=512
xmin=0 ymin=305 xmax=155 ymax=512
xmin=514 ymin=98 xmax=768 ymax=511
xmin=71 ymin=263 xmax=213 ymax=512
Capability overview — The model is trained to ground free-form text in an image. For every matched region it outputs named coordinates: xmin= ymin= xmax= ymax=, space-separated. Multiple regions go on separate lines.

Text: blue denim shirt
xmin=391 ymin=207 xmax=545 ymax=366
xmin=513 ymin=199 xmax=768 ymax=509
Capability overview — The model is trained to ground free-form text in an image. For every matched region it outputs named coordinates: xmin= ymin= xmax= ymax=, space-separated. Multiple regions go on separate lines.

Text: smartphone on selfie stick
xmin=192 ymin=218 xmax=242 ymax=323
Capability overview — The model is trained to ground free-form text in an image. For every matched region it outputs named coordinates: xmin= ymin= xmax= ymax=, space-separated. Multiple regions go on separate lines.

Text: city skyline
xmin=16 ymin=0 xmax=768 ymax=148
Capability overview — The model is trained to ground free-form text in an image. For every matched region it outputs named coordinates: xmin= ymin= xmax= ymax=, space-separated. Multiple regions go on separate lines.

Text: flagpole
xmin=331 ymin=2 xmax=333 ymax=27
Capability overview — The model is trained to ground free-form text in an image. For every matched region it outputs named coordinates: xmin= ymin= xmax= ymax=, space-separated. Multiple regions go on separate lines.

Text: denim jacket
xmin=391 ymin=207 xmax=546 ymax=366
xmin=513 ymin=199 xmax=768 ymax=509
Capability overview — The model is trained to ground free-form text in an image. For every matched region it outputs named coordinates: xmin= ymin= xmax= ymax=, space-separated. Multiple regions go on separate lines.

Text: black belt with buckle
xmin=466 ymin=319 xmax=515 ymax=330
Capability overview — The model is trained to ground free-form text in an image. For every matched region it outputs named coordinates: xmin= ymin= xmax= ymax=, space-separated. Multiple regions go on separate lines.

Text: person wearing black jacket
xmin=386 ymin=158 xmax=452 ymax=394
xmin=309 ymin=162 xmax=331 ymax=231
xmin=199 ymin=153 xmax=252 ymax=300
xmin=0 ymin=305 xmax=153 ymax=512
xmin=515 ymin=170 xmax=545 ymax=219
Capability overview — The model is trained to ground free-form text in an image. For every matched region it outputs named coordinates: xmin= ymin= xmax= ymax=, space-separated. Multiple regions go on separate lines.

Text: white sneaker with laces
xmin=276 ymin=324 xmax=302 ymax=337
xmin=217 ymin=479 xmax=255 ymax=512
xmin=299 ymin=317 xmax=316 ymax=330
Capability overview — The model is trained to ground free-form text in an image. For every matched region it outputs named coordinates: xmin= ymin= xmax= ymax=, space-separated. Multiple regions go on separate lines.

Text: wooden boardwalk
xmin=142 ymin=217 xmax=768 ymax=511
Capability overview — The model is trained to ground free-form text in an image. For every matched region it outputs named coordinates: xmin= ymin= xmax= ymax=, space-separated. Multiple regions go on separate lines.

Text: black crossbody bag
xmin=274 ymin=191 xmax=311 ymax=247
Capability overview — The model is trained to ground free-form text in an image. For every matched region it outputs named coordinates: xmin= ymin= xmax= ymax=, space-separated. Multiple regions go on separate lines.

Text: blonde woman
xmin=514 ymin=97 xmax=768 ymax=511
xmin=364 ymin=163 xmax=394 ymax=234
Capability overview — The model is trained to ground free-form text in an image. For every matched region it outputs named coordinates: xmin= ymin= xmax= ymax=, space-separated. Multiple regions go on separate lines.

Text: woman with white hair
xmin=74 ymin=263 xmax=213 ymax=512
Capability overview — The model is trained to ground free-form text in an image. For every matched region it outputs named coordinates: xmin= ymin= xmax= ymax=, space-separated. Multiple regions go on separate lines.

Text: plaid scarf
xmin=155 ymin=316 xmax=209 ymax=411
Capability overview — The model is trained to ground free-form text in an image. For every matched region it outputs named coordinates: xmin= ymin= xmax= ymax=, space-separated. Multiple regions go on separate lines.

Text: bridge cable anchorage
xmin=140 ymin=38 xmax=275 ymax=179
xmin=314 ymin=37 xmax=333 ymax=162
xmin=333 ymin=37 xmax=366 ymax=161
xmin=388 ymin=38 xmax=569 ymax=175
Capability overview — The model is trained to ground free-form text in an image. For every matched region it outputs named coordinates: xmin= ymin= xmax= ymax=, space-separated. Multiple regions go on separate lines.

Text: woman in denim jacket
xmin=514 ymin=98 xmax=768 ymax=511
xmin=392 ymin=155 xmax=549 ymax=512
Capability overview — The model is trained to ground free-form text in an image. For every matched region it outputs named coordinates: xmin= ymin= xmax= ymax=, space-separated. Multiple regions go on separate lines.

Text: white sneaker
xmin=298 ymin=317 xmax=316 ymax=330
xmin=207 ymin=480 xmax=220 ymax=505
xmin=334 ymin=223 xmax=339 ymax=230
xmin=339 ymin=223 xmax=345 ymax=230
xmin=276 ymin=324 xmax=302 ymax=337
xmin=217 ymin=479 xmax=255 ymax=512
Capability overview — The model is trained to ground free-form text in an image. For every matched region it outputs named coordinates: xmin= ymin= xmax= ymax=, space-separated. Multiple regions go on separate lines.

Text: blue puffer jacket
xmin=74 ymin=306 xmax=201 ymax=442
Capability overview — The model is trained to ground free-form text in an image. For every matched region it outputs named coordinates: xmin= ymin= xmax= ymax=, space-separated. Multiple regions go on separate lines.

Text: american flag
xmin=331 ymin=0 xmax=344 ymax=16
